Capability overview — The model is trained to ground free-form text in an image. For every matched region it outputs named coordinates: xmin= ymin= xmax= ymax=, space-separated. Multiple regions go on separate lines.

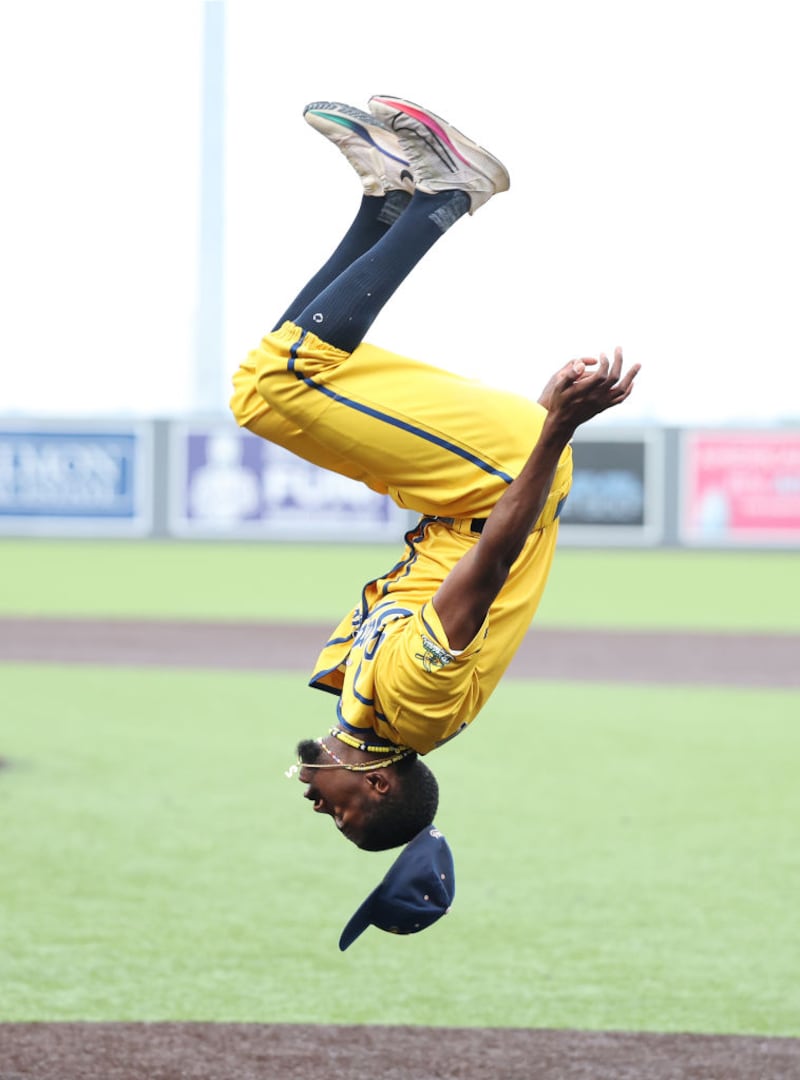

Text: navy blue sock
xmin=293 ymin=189 xmax=470 ymax=353
xmin=271 ymin=191 xmax=411 ymax=331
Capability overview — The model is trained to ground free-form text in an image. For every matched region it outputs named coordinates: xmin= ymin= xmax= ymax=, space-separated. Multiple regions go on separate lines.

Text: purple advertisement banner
xmin=168 ymin=424 xmax=410 ymax=540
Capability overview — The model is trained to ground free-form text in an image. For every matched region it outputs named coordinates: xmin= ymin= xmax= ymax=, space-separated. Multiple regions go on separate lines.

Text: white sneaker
xmin=303 ymin=101 xmax=416 ymax=197
xmin=368 ymin=96 xmax=509 ymax=215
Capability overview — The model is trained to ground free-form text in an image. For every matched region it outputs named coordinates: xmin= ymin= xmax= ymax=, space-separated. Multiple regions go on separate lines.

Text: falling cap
xmin=339 ymin=824 xmax=455 ymax=951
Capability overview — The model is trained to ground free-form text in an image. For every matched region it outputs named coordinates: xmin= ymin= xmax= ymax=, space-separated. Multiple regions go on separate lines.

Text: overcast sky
xmin=1 ymin=0 xmax=798 ymax=426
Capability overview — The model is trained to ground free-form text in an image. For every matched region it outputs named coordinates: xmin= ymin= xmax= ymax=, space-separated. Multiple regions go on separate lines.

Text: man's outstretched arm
xmin=432 ymin=348 xmax=640 ymax=650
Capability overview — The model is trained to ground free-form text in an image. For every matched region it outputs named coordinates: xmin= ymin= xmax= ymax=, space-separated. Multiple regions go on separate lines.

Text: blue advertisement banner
xmin=0 ymin=422 xmax=153 ymax=535
xmin=168 ymin=423 xmax=411 ymax=540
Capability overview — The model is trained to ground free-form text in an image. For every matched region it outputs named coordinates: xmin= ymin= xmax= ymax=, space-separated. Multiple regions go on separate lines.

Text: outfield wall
xmin=1 ymin=417 xmax=799 ymax=548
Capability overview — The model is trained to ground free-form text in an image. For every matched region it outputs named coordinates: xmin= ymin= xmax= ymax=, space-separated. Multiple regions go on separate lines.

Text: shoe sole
xmin=368 ymin=95 xmax=509 ymax=212
xmin=303 ymin=102 xmax=409 ymax=169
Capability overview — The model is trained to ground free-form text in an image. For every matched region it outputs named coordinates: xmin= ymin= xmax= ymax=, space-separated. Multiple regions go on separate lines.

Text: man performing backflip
xmin=231 ymin=97 xmax=640 ymax=916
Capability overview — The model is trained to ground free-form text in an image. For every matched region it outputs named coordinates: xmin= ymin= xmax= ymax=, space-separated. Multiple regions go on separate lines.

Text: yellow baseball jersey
xmin=231 ymin=321 xmax=572 ymax=754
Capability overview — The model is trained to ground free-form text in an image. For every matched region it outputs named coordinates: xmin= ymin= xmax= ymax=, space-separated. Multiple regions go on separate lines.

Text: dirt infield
xmin=2 ymin=616 xmax=799 ymax=1078
xmin=2 ymin=1022 xmax=800 ymax=1080
xmin=2 ymin=616 xmax=800 ymax=687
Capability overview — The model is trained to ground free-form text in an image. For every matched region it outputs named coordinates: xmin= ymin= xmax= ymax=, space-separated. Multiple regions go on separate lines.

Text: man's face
xmin=296 ymin=739 xmax=383 ymax=847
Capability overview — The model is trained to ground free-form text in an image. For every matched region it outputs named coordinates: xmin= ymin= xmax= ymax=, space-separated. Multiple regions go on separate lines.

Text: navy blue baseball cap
xmin=339 ymin=824 xmax=455 ymax=951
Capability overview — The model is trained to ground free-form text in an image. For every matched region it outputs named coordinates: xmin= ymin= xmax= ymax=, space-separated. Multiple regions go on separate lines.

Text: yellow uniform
xmin=231 ymin=321 xmax=572 ymax=755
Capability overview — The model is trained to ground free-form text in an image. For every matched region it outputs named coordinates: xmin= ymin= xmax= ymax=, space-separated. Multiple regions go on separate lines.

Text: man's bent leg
xmin=233 ymin=99 xmax=520 ymax=511
xmin=253 ymin=322 xmax=569 ymax=520
xmin=230 ymin=347 xmax=389 ymax=492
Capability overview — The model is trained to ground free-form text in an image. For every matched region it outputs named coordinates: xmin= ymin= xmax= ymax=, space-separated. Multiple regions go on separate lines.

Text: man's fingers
xmin=616 ymin=362 xmax=641 ymax=393
xmin=591 ymin=349 xmax=635 ymax=392
xmin=559 ymin=360 xmax=586 ymax=387
xmin=609 ymin=347 xmax=623 ymax=382
xmin=574 ymin=354 xmax=609 ymax=382
xmin=557 ymin=350 xmax=639 ymax=413
xmin=594 ymin=353 xmax=612 ymax=382
xmin=608 ymin=364 xmax=641 ymax=405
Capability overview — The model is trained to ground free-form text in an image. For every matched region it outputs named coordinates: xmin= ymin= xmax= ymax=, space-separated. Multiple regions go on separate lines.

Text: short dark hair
xmin=356 ymin=754 xmax=439 ymax=852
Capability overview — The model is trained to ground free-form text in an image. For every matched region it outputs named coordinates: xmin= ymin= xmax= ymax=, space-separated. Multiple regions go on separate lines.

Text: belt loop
xmin=432 ymin=516 xmax=485 ymax=535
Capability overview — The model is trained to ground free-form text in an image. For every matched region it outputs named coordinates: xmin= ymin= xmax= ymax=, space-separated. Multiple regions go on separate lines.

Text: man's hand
xmin=539 ymin=347 xmax=640 ymax=437
xmin=433 ymin=347 xmax=640 ymax=650
xmin=538 ymin=356 xmax=598 ymax=410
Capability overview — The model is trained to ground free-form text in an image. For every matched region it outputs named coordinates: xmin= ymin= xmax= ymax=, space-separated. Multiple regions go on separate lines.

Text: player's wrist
xmin=539 ymin=413 xmax=575 ymax=450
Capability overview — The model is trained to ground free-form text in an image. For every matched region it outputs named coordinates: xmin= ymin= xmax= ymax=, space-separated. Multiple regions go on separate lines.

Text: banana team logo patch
xmin=415 ymin=635 xmax=454 ymax=673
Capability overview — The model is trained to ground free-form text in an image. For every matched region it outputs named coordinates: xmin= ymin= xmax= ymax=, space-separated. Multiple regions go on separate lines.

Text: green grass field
xmin=2 ymin=538 xmax=800 ymax=630
xmin=1 ymin=541 xmax=799 ymax=1032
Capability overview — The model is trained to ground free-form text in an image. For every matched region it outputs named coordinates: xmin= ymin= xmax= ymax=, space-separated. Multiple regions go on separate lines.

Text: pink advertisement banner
xmin=681 ymin=431 xmax=800 ymax=545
